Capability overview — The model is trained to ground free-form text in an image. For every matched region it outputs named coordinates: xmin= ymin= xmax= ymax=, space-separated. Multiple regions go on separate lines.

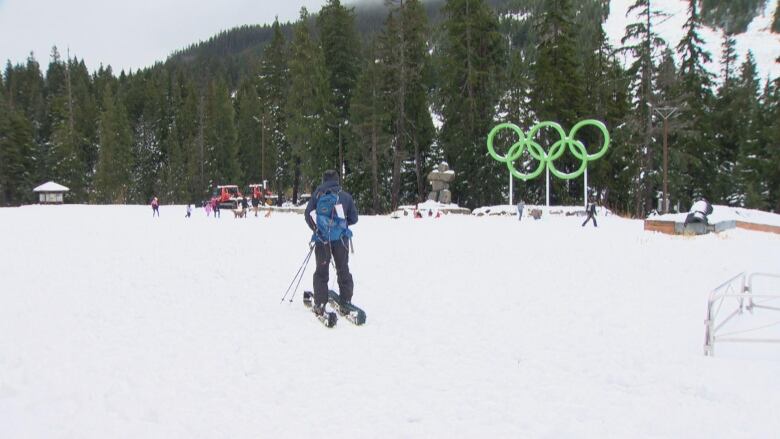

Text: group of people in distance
xmin=147 ymin=191 xmax=272 ymax=219
xmin=514 ymin=199 xmax=599 ymax=227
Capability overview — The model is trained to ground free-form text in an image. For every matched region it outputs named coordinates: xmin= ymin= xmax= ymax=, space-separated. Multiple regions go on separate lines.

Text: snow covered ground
xmin=1 ymin=204 xmax=780 ymax=438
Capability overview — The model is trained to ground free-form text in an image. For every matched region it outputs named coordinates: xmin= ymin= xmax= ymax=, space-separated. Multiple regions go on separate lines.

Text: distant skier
xmin=151 ymin=196 xmax=160 ymax=217
xmin=305 ymin=170 xmax=358 ymax=316
xmin=212 ymin=198 xmax=220 ymax=218
xmin=240 ymin=196 xmax=249 ymax=218
xmin=582 ymin=199 xmax=597 ymax=227
xmin=517 ymin=200 xmax=525 ymax=221
xmin=251 ymin=192 xmax=260 ymax=217
xmin=185 ymin=204 xmax=192 ymax=218
xmin=683 ymin=198 xmax=713 ymax=227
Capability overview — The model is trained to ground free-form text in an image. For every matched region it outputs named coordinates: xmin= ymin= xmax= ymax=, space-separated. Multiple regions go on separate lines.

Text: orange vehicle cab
xmin=213 ymin=185 xmax=242 ymax=208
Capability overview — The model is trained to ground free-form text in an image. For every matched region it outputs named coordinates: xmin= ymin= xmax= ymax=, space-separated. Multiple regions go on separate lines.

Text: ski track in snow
xmin=0 ymin=204 xmax=779 ymax=438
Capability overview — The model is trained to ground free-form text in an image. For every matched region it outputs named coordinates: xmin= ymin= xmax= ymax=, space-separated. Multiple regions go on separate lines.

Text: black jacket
xmin=304 ymin=179 xmax=358 ymax=232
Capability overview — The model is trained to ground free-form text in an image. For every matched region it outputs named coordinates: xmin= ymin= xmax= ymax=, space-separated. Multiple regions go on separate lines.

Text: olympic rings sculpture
xmin=487 ymin=119 xmax=610 ymax=181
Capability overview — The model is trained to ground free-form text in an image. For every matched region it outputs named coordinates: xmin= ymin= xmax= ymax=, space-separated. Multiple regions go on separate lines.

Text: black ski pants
xmin=313 ymin=239 xmax=353 ymax=306
xmin=582 ymin=213 xmax=597 ymax=227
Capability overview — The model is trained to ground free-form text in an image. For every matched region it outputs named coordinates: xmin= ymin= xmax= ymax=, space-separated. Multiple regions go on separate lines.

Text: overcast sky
xmin=0 ymin=0 xmax=335 ymax=73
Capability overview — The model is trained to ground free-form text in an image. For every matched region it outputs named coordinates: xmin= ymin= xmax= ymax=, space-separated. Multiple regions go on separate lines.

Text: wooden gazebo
xmin=33 ymin=181 xmax=70 ymax=204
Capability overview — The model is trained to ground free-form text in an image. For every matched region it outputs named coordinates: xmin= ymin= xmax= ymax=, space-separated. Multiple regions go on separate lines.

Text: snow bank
xmin=651 ymin=204 xmax=780 ymax=227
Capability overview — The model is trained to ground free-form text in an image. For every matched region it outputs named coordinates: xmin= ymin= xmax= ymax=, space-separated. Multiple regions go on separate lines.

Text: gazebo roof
xmin=33 ymin=181 xmax=70 ymax=192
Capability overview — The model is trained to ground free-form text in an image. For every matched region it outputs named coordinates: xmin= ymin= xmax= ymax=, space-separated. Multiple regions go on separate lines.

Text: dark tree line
xmin=1 ymin=0 xmax=779 ymax=216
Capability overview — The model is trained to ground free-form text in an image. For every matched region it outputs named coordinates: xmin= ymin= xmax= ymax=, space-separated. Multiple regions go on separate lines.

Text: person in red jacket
xmin=151 ymin=196 xmax=160 ymax=217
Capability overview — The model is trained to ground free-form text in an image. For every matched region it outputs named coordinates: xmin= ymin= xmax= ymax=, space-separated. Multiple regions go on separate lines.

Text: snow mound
xmin=651 ymin=205 xmax=780 ymax=227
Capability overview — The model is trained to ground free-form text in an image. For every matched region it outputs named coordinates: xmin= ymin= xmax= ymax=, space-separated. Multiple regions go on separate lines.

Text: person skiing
xmin=516 ymin=200 xmax=525 ymax=221
xmin=151 ymin=196 xmax=160 ymax=217
xmin=304 ymin=170 xmax=358 ymax=316
xmin=582 ymin=198 xmax=597 ymax=227
xmin=185 ymin=203 xmax=192 ymax=218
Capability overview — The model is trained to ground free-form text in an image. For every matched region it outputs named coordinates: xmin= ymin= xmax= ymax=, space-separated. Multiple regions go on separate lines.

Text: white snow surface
xmin=1 ymin=204 xmax=780 ymax=438
xmin=651 ymin=204 xmax=780 ymax=226
xmin=606 ymin=0 xmax=780 ymax=84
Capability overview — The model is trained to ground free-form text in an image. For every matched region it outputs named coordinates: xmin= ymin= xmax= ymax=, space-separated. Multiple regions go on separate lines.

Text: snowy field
xmin=1 ymin=204 xmax=780 ymax=438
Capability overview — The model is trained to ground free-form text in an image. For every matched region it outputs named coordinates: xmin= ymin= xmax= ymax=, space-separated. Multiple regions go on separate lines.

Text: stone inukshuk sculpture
xmin=427 ymin=162 xmax=455 ymax=204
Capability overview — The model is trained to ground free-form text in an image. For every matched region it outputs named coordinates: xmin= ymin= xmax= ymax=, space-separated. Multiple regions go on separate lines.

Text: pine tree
xmin=531 ymin=0 xmax=584 ymax=127
xmin=94 ymin=85 xmax=133 ymax=203
xmin=259 ymin=19 xmax=290 ymax=197
xmin=45 ymin=48 xmax=84 ymax=201
xmin=204 ymin=78 xmax=240 ymax=188
xmin=380 ymin=0 xmax=435 ymax=207
xmin=761 ymin=77 xmax=780 ymax=211
xmin=674 ymin=0 xmax=716 ymax=205
xmin=712 ymin=34 xmax=740 ymax=203
xmin=580 ymin=20 xmax=633 ymax=210
xmin=530 ymin=0 xmax=588 ymax=205
xmin=5 ymin=55 xmax=47 ymax=185
xmin=129 ymin=71 xmax=168 ymax=204
xmin=0 ymin=88 xmax=35 ymax=205
xmin=286 ymin=8 xmax=336 ymax=200
xmin=317 ymin=0 xmax=362 ymax=178
xmin=235 ymin=78 xmax=262 ymax=184
xmin=437 ymin=0 xmax=506 ymax=208
xmin=349 ymin=40 xmax=392 ymax=214
xmin=731 ymin=52 xmax=765 ymax=208
xmin=177 ymin=75 xmax=207 ymax=201
xmin=619 ymin=0 xmax=667 ymax=216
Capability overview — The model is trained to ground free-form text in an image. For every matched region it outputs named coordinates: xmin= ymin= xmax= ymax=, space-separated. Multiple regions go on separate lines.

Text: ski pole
xmin=280 ymin=243 xmax=314 ymax=303
xmin=289 ymin=245 xmax=314 ymax=303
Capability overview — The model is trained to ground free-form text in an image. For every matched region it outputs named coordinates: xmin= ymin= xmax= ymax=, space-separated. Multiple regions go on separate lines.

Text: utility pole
xmin=654 ymin=107 xmax=678 ymax=213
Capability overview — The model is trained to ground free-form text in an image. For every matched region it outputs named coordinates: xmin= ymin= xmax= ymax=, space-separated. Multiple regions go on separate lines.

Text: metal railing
xmin=704 ymin=272 xmax=780 ymax=356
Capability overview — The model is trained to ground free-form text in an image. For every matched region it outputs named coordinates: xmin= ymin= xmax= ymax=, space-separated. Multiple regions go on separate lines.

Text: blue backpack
xmin=314 ymin=189 xmax=351 ymax=242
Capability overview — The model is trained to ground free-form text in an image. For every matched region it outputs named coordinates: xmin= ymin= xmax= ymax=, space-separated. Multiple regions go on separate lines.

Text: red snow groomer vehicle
xmin=247 ymin=182 xmax=277 ymax=206
xmin=213 ymin=185 xmax=243 ymax=209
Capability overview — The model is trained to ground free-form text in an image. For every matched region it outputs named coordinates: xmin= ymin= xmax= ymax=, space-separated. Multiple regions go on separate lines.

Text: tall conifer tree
xmin=318 ymin=0 xmax=361 ymax=179
xmin=286 ymin=8 xmax=336 ymax=200
xmin=235 ymin=79 xmax=262 ymax=184
xmin=675 ymin=0 xmax=715 ymax=204
xmin=204 ymin=78 xmax=240 ymax=188
xmin=437 ymin=0 xmax=506 ymax=208
xmin=259 ymin=19 xmax=290 ymax=197
xmin=350 ymin=40 xmax=392 ymax=213
xmin=380 ymin=0 xmax=435 ymax=206
xmin=94 ymin=85 xmax=133 ymax=203
xmin=620 ymin=0 xmax=667 ymax=216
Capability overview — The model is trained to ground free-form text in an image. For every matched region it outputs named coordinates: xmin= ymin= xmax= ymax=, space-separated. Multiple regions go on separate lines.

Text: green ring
xmin=487 ymin=123 xmax=525 ymax=163
xmin=486 ymin=119 xmax=610 ymax=182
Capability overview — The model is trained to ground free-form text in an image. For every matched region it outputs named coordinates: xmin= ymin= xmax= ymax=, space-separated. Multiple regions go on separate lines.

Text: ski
xmin=327 ymin=290 xmax=367 ymax=326
xmin=302 ymin=291 xmax=337 ymax=328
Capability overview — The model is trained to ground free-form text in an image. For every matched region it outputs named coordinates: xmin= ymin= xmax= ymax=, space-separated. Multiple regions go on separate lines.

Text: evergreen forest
xmin=1 ymin=0 xmax=779 ymax=216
